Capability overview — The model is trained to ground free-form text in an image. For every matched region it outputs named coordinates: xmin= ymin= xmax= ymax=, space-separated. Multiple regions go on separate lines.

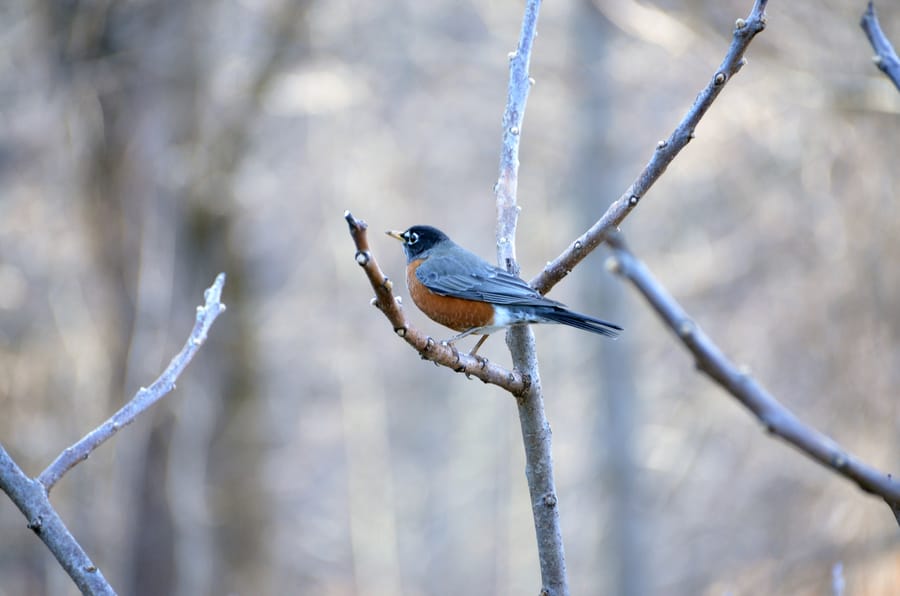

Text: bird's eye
xmin=407 ymin=232 xmax=419 ymax=245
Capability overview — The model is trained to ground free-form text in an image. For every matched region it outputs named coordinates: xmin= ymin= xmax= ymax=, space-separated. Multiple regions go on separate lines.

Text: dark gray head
xmin=386 ymin=225 xmax=451 ymax=262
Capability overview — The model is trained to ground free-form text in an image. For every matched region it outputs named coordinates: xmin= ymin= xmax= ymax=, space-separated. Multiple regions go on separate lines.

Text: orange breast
xmin=407 ymin=259 xmax=495 ymax=332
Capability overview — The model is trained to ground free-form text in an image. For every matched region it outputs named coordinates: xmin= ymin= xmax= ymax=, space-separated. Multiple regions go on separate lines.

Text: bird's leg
xmin=469 ymin=334 xmax=490 ymax=357
xmin=443 ymin=327 xmax=491 ymax=356
xmin=445 ymin=327 xmax=483 ymax=343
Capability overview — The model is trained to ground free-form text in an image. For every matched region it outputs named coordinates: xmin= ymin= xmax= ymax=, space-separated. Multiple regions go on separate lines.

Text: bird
xmin=386 ymin=225 xmax=621 ymax=354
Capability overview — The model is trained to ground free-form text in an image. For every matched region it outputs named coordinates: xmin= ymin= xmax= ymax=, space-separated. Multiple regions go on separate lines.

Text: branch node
xmin=510 ymin=125 xmax=520 ymax=135
xmin=714 ymin=72 xmax=727 ymax=86
xmin=355 ymin=250 xmax=370 ymax=266
xmin=508 ymin=50 xmax=517 ymax=60
xmin=528 ymin=77 xmax=536 ymax=86
xmin=628 ymin=194 xmax=640 ymax=206
xmin=832 ymin=453 xmax=848 ymax=470
xmin=513 ymin=372 xmax=533 ymax=400
xmin=656 ymin=139 xmax=668 ymax=149
xmin=394 ymin=326 xmax=407 ymax=338
xmin=677 ymin=319 xmax=696 ymax=339
xmin=735 ymin=17 xmax=747 ymax=30
xmin=542 ymin=492 xmax=558 ymax=508
xmin=27 ymin=516 xmax=43 ymax=534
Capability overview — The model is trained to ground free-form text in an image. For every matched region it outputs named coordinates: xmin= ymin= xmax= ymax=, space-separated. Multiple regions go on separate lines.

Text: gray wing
xmin=416 ymin=252 xmax=564 ymax=308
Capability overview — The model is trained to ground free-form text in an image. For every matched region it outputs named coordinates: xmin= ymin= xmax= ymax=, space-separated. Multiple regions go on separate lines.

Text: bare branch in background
xmin=0 ymin=447 xmax=115 ymax=595
xmin=0 ymin=273 xmax=226 ymax=593
xmin=531 ymin=0 xmax=769 ymax=296
xmin=38 ymin=273 xmax=228 ymax=492
xmin=344 ymin=212 xmax=526 ymax=394
xmin=861 ymin=2 xmax=900 ymax=91
xmin=606 ymin=233 xmax=900 ymax=514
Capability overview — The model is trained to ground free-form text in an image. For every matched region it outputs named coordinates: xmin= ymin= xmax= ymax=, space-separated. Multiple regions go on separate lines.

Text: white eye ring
xmin=407 ymin=232 xmax=419 ymax=244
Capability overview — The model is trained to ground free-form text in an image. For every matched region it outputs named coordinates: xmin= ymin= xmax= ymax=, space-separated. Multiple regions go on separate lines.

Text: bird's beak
xmin=386 ymin=230 xmax=405 ymax=242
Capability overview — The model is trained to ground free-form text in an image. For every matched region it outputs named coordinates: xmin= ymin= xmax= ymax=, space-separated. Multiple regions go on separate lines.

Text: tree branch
xmin=0 ymin=273 xmax=226 ymax=594
xmin=343 ymin=211 xmax=527 ymax=394
xmin=349 ymin=1 xmax=772 ymax=591
xmin=0 ymin=446 xmax=115 ymax=595
xmin=861 ymin=1 xmax=900 ymax=91
xmin=37 ymin=273 xmax=228 ymax=492
xmin=492 ymin=2 xmax=569 ymax=595
xmin=531 ymin=0 xmax=769 ymax=296
xmin=606 ymin=233 xmax=900 ymax=512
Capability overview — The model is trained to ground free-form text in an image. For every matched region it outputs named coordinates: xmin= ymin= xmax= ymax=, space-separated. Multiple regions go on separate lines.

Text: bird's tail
xmin=539 ymin=307 xmax=623 ymax=338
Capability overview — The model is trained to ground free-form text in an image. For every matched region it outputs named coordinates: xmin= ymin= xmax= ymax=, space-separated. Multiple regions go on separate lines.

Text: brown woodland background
xmin=1 ymin=0 xmax=900 ymax=594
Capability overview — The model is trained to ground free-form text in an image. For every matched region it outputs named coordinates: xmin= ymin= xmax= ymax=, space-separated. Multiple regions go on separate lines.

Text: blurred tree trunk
xmin=38 ymin=0 xmax=268 ymax=593
xmin=39 ymin=1 xmax=176 ymax=593
xmin=570 ymin=2 xmax=645 ymax=594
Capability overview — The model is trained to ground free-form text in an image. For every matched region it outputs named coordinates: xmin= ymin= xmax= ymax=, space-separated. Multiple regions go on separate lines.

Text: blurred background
xmin=1 ymin=0 xmax=899 ymax=594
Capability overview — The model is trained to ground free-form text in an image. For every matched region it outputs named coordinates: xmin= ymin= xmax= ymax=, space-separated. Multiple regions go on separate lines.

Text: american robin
xmin=386 ymin=225 xmax=622 ymax=353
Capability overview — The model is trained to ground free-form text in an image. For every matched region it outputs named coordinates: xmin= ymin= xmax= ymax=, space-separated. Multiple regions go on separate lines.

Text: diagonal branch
xmin=861 ymin=1 xmax=900 ymax=91
xmin=531 ymin=0 xmax=769 ymax=296
xmin=37 ymin=273 xmax=228 ymax=492
xmin=0 ymin=446 xmax=115 ymax=595
xmin=606 ymin=233 xmax=900 ymax=512
xmin=495 ymin=0 xmax=541 ymax=255
xmin=1 ymin=273 xmax=227 ymax=594
xmin=344 ymin=211 xmax=526 ymax=394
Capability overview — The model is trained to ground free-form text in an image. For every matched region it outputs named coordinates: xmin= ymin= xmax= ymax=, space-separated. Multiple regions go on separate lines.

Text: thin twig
xmin=495 ymin=0 xmax=540 ymax=255
xmin=37 ymin=273 xmax=228 ymax=492
xmin=861 ymin=1 xmax=900 ymax=91
xmin=531 ymin=0 xmax=769 ymax=296
xmin=606 ymin=233 xmax=900 ymax=510
xmin=344 ymin=212 xmax=526 ymax=394
xmin=493 ymin=1 xmax=569 ymax=595
xmin=0 ymin=446 xmax=115 ymax=595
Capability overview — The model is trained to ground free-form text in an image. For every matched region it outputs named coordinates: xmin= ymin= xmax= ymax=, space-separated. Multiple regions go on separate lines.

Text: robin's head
xmin=386 ymin=225 xmax=450 ymax=262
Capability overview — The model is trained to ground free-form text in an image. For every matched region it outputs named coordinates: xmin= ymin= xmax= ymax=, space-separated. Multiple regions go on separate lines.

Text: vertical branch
xmin=496 ymin=0 xmax=541 ymax=251
xmin=493 ymin=2 xmax=570 ymax=595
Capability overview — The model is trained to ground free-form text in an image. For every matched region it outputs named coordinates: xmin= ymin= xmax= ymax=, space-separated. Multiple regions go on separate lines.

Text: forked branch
xmin=0 ymin=273 xmax=227 ymax=594
xmin=37 ymin=273 xmax=228 ymax=492
xmin=344 ymin=211 xmax=526 ymax=394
